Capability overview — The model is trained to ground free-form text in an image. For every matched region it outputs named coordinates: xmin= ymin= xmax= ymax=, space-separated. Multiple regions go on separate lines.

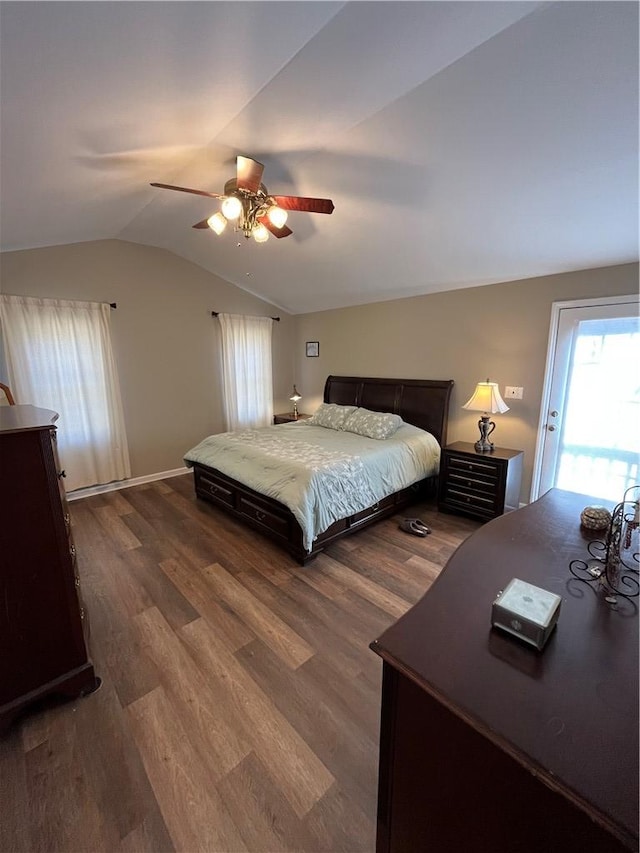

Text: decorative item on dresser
xmin=438 ymin=441 xmax=523 ymax=520
xmin=0 ymin=405 xmax=100 ymax=733
xmin=570 ymin=484 xmax=639 ymax=605
xmin=371 ymin=489 xmax=638 ymax=853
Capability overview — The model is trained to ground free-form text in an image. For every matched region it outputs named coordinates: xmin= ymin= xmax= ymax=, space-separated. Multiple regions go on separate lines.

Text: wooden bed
xmin=191 ymin=375 xmax=454 ymax=564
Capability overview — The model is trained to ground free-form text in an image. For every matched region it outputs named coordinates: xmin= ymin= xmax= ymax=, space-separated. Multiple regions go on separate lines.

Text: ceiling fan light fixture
xmin=267 ymin=205 xmax=288 ymax=229
xmin=221 ymin=195 xmax=242 ymax=220
xmin=253 ymin=223 xmax=269 ymax=243
xmin=207 ymin=212 xmax=227 ymax=235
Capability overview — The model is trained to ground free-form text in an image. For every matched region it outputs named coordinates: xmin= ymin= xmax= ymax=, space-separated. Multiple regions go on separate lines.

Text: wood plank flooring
xmin=0 ymin=473 xmax=480 ymax=853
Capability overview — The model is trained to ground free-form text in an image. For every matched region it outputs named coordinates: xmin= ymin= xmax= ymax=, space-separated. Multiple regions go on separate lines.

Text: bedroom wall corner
xmin=293 ymin=262 xmax=639 ymax=505
xmin=0 ymin=238 xmax=296 ymax=479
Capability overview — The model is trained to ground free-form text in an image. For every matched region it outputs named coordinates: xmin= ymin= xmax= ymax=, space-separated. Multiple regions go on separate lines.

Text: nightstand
xmin=273 ymin=413 xmax=311 ymax=425
xmin=437 ymin=441 xmax=523 ymax=521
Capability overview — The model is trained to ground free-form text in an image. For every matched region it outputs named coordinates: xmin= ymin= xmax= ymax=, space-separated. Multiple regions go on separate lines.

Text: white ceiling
xmin=1 ymin=2 xmax=637 ymax=314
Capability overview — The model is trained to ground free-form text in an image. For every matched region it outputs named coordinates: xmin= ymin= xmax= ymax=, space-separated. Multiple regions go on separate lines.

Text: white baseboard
xmin=67 ymin=467 xmax=191 ymax=502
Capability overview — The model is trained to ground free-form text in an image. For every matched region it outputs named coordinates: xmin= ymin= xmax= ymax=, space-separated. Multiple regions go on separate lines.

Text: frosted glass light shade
xmin=267 ymin=205 xmax=288 ymax=229
xmin=253 ymin=223 xmax=269 ymax=243
xmin=221 ymin=195 xmax=242 ymax=220
xmin=207 ymin=212 xmax=227 ymax=235
xmin=462 ymin=380 xmax=509 ymax=414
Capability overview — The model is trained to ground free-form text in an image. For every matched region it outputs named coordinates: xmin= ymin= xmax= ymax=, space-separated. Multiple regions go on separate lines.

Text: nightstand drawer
xmin=444 ymin=487 xmax=497 ymax=516
xmin=447 ymin=454 xmax=499 ymax=480
xmin=447 ymin=471 xmax=498 ymax=496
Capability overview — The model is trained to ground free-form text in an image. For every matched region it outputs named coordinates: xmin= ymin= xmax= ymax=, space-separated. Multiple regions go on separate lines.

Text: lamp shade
xmin=462 ymin=380 xmax=509 ymax=414
xmin=221 ymin=195 xmax=242 ymax=220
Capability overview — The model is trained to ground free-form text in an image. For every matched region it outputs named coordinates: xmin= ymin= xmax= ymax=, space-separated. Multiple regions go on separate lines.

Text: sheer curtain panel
xmin=0 ymin=294 xmax=131 ymax=491
xmin=218 ymin=313 xmax=274 ymax=430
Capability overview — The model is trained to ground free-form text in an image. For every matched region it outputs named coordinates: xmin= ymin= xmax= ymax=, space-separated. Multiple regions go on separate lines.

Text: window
xmin=217 ymin=313 xmax=274 ymax=429
xmin=0 ymin=294 xmax=131 ymax=491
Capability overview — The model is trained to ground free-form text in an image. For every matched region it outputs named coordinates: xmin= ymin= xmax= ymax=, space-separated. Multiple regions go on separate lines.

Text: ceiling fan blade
xmin=150 ymin=182 xmax=223 ymax=200
xmin=236 ymin=156 xmax=264 ymax=193
xmin=272 ymin=195 xmax=334 ymax=214
xmin=192 ymin=218 xmax=211 ymax=229
xmin=259 ymin=216 xmax=293 ymax=239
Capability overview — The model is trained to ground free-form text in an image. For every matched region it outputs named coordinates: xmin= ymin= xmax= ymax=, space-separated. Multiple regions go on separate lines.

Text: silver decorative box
xmin=491 ymin=578 xmax=562 ymax=651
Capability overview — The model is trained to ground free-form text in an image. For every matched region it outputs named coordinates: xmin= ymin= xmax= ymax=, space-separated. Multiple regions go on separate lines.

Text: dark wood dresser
xmin=438 ymin=441 xmax=523 ymax=520
xmin=371 ymin=489 xmax=639 ymax=853
xmin=0 ymin=406 xmax=99 ymax=732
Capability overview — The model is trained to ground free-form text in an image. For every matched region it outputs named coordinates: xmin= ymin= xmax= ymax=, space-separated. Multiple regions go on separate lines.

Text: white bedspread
xmin=184 ymin=421 xmax=440 ymax=552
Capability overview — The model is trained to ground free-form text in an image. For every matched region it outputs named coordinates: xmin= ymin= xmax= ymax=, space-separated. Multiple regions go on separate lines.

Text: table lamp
xmin=290 ymin=385 xmax=302 ymax=419
xmin=462 ymin=379 xmax=509 ymax=452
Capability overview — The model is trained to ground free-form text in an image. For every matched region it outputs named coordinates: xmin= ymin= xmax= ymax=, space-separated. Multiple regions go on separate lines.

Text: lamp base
xmin=475 ymin=415 xmax=496 ymax=452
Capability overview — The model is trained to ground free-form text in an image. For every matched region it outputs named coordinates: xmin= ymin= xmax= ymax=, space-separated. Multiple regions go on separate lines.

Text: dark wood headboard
xmin=324 ymin=375 xmax=454 ymax=447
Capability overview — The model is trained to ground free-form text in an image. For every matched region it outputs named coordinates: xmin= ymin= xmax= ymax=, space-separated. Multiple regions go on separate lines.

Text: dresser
xmin=0 ymin=406 xmax=99 ymax=732
xmin=371 ymin=489 xmax=638 ymax=853
xmin=437 ymin=441 xmax=523 ymax=520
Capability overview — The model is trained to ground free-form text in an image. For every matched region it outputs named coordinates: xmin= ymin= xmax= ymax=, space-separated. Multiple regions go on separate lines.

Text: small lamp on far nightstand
xmin=462 ymin=379 xmax=509 ymax=452
xmin=289 ymin=385 xmax=302 ymax=419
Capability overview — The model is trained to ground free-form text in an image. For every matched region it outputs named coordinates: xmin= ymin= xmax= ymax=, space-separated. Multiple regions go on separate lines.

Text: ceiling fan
xmin=150 ymin=155 xmax=334 ymax=243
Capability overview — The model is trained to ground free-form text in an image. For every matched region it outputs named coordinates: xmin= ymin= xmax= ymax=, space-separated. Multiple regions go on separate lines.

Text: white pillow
xmin=308 ymin=403 xmax=358 ymax=430
xmin=342 ymin=407 xmax=403 ymax=440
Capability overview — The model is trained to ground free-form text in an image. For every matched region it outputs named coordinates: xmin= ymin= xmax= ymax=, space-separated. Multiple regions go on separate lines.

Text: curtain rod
xmin=110 ymin=303 xmax=117 ymax=309
xmin=211 ymin=311 xmax=280 ymax=321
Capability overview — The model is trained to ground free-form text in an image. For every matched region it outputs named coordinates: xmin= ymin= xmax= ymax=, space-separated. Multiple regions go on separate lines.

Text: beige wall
xmin=294 ymin=262 xmax=639 ymax=503
xmin=0 ymin=239 xmax=295 ymax=478
xmin=3 ymin=242 xmax=636 ymax=503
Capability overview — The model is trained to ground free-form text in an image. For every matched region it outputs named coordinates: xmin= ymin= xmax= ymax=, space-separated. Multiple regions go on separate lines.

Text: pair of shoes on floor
xmin=398 ymin=517 xmax=431 ymax=537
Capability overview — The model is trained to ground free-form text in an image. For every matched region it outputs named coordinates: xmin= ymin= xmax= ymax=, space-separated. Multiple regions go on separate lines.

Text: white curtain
xmin=218 ymin=313 xmax=274 ymax=430
xmin=0 ymin=294 xmax=131 ymax=491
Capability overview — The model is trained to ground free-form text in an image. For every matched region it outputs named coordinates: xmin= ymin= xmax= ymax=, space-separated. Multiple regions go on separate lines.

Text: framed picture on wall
xmin=306 ymin=341 xmax=319 ymax=357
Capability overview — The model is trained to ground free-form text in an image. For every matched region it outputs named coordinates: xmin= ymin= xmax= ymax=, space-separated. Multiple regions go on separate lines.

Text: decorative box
xmin=491 ymin=578 xmax=562 ymax=651
xmin=580 ymin=505 xmax=612 ymax=531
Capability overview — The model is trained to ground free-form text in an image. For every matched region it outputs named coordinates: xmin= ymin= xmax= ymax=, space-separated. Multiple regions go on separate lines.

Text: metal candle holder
xmin=569 ymin=485 xmax=639 ymax=604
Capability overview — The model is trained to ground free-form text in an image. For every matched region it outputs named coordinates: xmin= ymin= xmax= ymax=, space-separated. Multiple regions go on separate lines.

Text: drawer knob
xmin=256 ymin=510 xmax=266 ymax=522
xmin=209 ymin=484 xmax=219 ymax=495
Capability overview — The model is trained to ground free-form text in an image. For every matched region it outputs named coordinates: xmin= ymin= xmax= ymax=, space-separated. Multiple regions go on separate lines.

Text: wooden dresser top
xmin=0 ymin=405 xmax=58 ymax=433
xmin=372 ymin=488 xmax=638 ymax=848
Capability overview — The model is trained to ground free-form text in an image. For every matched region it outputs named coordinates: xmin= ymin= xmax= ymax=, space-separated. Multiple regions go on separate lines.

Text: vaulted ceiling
xmin=1 ymin=2 xmax=637 ymax=314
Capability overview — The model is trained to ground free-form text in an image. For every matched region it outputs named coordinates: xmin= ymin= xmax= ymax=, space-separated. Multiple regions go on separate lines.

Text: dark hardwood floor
xmin=0 ymin=473 xmax=480 ymax=853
